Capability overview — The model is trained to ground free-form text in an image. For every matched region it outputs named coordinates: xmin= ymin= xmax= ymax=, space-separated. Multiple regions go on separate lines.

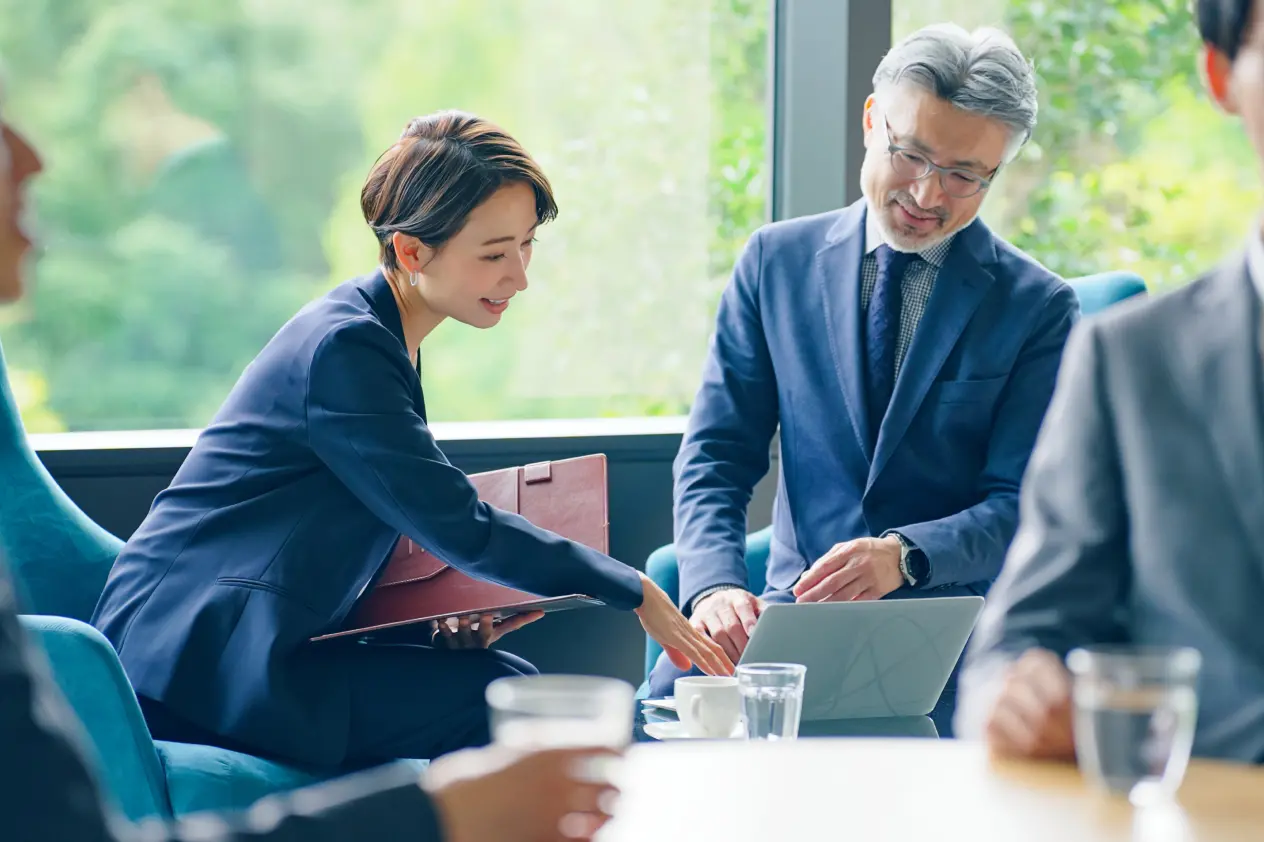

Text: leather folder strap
xmin=523 ymin=461 xmax=553 ymax=484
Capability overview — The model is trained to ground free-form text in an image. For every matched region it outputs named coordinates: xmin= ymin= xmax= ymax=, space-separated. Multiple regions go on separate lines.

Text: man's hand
xmin=427 ymin=746 xmax=622 ymax=842
xmin=792 ymin=537 xmax=904 ymax=603
xmin=690 ymin=589 xmax=765 ymax=663
xmin=635 ymin=573 xmax=735 ymax=676
xmin=984 ymin=649 xmax=1075 ymax=761
xmin=431 ymin=612 xmax=545 ymax=650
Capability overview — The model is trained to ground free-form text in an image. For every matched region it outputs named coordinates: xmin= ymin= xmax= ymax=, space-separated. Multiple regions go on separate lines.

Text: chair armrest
xmin=20 ymin=615 xmax=171 ymax=820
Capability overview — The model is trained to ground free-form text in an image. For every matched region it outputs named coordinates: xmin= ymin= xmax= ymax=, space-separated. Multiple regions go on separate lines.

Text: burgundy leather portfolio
xmin=312 ymin=454 xmax=608 ymax=642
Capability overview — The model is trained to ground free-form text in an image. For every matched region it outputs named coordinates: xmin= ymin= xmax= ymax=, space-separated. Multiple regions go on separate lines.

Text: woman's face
xmin=397 ymin=181 xmax=539 ymax=330
xmin=0 ymin=105 xmax=44 ymax=304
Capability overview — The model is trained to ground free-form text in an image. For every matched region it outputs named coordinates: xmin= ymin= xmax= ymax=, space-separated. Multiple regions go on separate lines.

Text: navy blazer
xmin=92 ymin=269 xmax=643 ymax=767
xmin=675 ymin=200 xmax=1080 ymax=611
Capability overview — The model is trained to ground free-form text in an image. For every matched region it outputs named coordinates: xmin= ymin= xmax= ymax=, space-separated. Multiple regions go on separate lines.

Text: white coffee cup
xmin=674 ymin=676 xmax=741 ymax=738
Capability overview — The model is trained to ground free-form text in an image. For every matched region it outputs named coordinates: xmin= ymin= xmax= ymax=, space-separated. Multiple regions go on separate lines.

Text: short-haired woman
xmin=92 ymin=111 xmax=731 ymax=771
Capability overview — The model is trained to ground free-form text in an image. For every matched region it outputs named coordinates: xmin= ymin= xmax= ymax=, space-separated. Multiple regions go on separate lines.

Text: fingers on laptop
xmin=733 ymin=595 xmax=761 ymax=636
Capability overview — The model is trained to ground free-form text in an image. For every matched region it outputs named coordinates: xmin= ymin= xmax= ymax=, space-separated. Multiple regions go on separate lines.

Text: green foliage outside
xmin=3 ymin=1 xmax=1256 ymax=433
xmin=897 ymin=0 xmax=1260 ymax=290
xmin=2 ymin=0 xmax=769 ymax=431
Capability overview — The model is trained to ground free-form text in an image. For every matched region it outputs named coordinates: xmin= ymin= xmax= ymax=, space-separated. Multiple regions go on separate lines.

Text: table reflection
xmin=633 ymin=700 xmax=938 ymax=742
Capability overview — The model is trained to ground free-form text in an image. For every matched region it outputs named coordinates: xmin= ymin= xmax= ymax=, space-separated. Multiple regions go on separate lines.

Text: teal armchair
xmin=639 ymin=270 xmax=1148 ymax=689
xmin=1067 ymin=270 xmax=1147 ymax=316
xmin=0 ymin=339 xmax=421 ymax=820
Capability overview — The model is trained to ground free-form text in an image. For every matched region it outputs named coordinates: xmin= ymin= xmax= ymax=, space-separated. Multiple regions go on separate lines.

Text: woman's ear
xmin=391 ymin=232 xmax=433 ymax=273
xmin=1202 ymin=45 xmax=1238 ymax=114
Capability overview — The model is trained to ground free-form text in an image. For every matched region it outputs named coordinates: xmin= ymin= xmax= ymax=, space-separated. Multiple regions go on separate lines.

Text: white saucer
xmin=643 ymin=721 xmax=744 ymax=741
xmin=641 ymin=697 xmax=678 ymax=713
xmin=643 ymin=721 xmax=701 ymax=740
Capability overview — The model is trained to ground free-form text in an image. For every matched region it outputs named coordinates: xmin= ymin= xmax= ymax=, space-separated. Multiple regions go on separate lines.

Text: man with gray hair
xmin=649 ymin=24 xmax=1080 ymax=736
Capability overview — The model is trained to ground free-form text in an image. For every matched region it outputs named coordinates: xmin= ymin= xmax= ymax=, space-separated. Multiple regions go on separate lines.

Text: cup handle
xmin=688 ymin=695 xmax=705 ymax=731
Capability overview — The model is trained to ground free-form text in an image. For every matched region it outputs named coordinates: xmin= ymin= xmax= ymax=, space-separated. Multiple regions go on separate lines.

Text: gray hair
xmin=873 ymin=24 xmax=1038 ymax=162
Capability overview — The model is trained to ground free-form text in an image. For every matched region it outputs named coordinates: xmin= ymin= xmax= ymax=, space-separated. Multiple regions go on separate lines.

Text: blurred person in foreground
xmin=956 ymin=0 xmax=1264 ymax=765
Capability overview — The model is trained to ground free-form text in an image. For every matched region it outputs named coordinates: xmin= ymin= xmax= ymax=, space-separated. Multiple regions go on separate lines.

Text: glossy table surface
xmin=599 ymin=739 xmax=1264 ymax=842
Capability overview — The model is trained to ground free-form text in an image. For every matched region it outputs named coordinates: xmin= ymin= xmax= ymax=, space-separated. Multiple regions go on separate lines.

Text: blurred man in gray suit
xmin=955 ymin=0 xmax=1264 ymax=764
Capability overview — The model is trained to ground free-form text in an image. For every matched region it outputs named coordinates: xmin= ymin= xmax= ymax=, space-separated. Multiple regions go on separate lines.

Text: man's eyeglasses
xmin=882 ymin=116 xmax=998 ymax=199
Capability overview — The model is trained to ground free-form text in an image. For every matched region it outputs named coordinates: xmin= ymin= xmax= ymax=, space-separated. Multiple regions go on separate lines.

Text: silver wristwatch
xmin=892 ymin=532 xmax=918 ymax=587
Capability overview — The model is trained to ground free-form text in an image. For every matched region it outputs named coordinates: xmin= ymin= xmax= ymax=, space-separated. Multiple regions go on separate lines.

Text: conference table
xmin=599 ymin=739 xmax=1264 ymax=842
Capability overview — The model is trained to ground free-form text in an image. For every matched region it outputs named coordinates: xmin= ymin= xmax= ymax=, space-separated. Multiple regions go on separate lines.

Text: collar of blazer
xmin=1172 ymin=255 xmax=1264 ymax=564
xmin=359 ymin=268 xmax=409 ymax=356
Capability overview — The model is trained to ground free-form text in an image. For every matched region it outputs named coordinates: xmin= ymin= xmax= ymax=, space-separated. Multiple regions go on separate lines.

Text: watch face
xmin=910 ymin=551 xmax=929 ymax=583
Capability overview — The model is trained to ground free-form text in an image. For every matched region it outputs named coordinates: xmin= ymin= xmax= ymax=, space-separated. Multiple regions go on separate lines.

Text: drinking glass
xmin=1066 ymin=645 xmax=1201 ymax=805
xmin=486 ymin=674 xmax=635 ymax=750
xmin=736 ymin=663 xmax=806 ymax=740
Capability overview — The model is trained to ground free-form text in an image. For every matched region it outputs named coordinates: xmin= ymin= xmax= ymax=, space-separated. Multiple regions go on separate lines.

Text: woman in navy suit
xmin=2 ymin=94 xmax=629 ymax=842
xmin=91 ymin=111 xmax=731 ymax=770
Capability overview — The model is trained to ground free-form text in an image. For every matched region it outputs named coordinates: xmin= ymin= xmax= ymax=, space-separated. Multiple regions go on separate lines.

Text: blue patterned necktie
xmin=866 ymin=245 xmax=915 ymax=450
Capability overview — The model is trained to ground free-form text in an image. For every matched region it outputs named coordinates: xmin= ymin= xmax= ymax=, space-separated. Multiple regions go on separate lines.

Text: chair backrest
xmin=1068 ymin=271 xmax=1147 ymax=316
xmin=21 ymin=615 xmax=171 ymax=821
xmin=0 ymin=340 xmax=123 ymax=621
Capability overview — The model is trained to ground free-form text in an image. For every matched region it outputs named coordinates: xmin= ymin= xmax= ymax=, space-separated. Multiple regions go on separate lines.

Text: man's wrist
xmin=689 ymin=584 xmax=744 ymax=615
xmin=884 ymin=531 xmax=929 ymax=588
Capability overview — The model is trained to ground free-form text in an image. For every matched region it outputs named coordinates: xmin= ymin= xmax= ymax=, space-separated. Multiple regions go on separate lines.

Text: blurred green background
xmin=1 ymin=0 xmax=1253 ymax=433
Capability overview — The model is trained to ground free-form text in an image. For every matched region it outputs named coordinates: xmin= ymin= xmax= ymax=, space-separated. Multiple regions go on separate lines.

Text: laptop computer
xmin=741 ymin=596 xmax=984 ymax=720
xmin=645 ymin=596 xmax=983 ymax=722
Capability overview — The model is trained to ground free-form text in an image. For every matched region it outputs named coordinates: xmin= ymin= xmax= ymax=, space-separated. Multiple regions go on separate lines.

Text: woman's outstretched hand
xmin=633 ymin=573 xmax=734 ymax=677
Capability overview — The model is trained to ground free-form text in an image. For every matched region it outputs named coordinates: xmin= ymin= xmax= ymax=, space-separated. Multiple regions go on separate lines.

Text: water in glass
xmin=736 ymin=663 xmax=806 ymax=741
xmin=1067 ymin=645 xmax=1200 ymax=805
xmin=1073 ymin=685 xmax=1197 ymax=802
xmin=741 ymin=684 xmax=803 ymax=741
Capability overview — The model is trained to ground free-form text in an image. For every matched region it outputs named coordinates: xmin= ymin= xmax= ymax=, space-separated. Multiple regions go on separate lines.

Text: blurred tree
xmin=1 ymin=0 xmax=382 ymax=429
xmin=3 ymin=0 xmax=770 ymax=430
xmin=13 ymin=0 xmax=1256 ymax=431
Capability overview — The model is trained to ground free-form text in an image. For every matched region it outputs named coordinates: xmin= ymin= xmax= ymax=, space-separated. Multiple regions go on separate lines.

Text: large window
xmin=2 ymin=0 xmax=770 ymax=433
xmin=894 ymin=1 xmax=1259 ymax=291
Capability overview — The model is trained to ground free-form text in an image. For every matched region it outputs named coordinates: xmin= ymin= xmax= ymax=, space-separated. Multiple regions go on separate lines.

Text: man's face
xmin=859 ymin=84 xmax=1010 ymax=252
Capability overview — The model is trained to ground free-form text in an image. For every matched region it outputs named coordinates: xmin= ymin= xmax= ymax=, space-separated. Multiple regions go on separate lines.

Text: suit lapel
xmin=869 ymin=219 xmax=996 ymax=485
xmin=815 ymin=203 xmax=871 ymax=464
xmin=1179 ymin=258 xmax=1264 ymax=564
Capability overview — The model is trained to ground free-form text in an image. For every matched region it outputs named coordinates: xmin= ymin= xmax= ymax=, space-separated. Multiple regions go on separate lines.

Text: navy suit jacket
xmin=92 ymin=269 xmax=643 ymax=768
xmin=675 ymin=201 xmax=1079 ymax=611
